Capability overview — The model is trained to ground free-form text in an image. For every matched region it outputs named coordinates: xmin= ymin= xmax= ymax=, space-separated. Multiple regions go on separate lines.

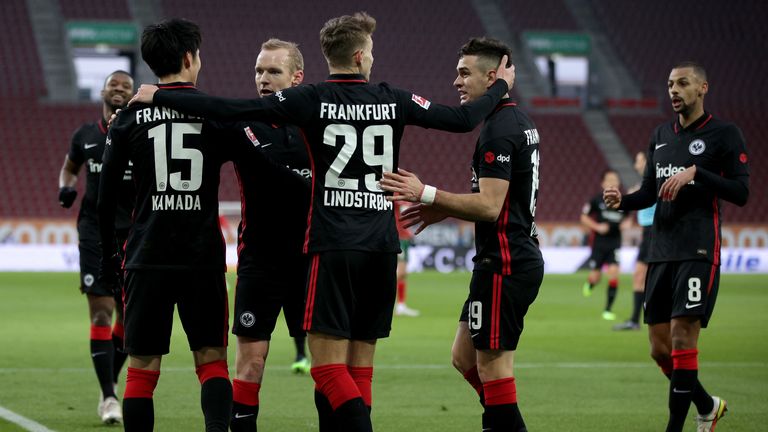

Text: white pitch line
xmin=0 ymin=361 xmax=764 ymax=374
xmin=0 ymin=405 xmax=57 ymax=432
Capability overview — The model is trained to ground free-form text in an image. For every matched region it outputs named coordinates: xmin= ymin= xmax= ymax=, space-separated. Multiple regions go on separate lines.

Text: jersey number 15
xmin=148 ymin=123 xmax=203 ymax=192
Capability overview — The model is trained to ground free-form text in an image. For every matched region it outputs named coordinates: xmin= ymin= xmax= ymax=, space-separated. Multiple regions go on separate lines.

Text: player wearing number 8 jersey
xmin=381 ymin=37 xmax=543 ymax=432
xmin=98 ymin=19 xmax=233 ymax=432
xmin=604 ymin=62 xmax=749 ymax=432
xmin=129 ymin=12 xmax=515 ymax=431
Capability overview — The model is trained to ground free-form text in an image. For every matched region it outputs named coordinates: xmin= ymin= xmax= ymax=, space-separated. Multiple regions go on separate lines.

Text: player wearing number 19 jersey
xmin=380 ymin=37 xmax=542 ymax=432
xmin=130 ymin=12 xmax=515 ymax=431
xmin=98 ymin=19 xmax=232 ymax=432
xmin=604 ymin=62 xmax=749 ymax=432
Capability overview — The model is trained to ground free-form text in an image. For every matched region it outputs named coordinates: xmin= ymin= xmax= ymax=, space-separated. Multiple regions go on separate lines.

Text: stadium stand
xmin=0 ymin=0 xmax=762 ymax=222
xmin=59 ymin=0 xmax=131 ymax=20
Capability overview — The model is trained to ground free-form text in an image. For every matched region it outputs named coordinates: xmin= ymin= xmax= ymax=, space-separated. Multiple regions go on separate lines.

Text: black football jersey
xmin=583 ymin=193 xmax=625 ymax=248
xmin=154 ymin=74 xmax=509 ymax=254
xmin=68 ymin=118 xmax=135 ymax=231
xmin=622 ymin=112 xmax=750 ymax=264
xmin=470 ymin=101 xmax=544 ymax=274
xmin=99 ymin=83 xmax=233 ymax=271
xmin=230 ymin=120 xmax=311 ymax=271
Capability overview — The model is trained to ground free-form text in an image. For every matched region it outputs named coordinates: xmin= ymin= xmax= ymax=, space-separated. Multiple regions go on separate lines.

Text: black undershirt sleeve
xmin=98 ymin=121 xmax=130 ymax=258
xmin=694 ymin=167 xmax=749 ymax=206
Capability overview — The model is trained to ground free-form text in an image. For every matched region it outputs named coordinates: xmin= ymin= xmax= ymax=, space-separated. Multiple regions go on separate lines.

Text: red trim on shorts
xmin=196 ymin=360 xmax=229 ymax=384
xmin=234 ymin=165 xmax=247 ymax=259
xmin=303 ymin=254 xmax=320 ymax=331
xmin=299 ymin=128 xmax=316 ymax=253
xmin=483 ymin=377 xmax=517 ymax=405
xmin=707 ymin=264 xmax=717 ymax=294
xmin=124 ymin=368 xmax=160 ymax=399
xmin=497 ymin=196 xmax=512 ymax=275
xmin=712 ymin=197 xmax=720 ymax=265
xmin=490 ymin=273 xmax=502 ymax=349
xmin=232 ymin=379 xmax=261 ymax=406
xmin=671 ymin=349 xmax=698 ymax=370
xmin=90 ymin=324 xmax=113 ymax=341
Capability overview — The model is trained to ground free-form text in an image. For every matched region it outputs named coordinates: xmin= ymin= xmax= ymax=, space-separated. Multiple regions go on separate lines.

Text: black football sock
xmin=605 ymin=279 xmax=618 ymax=311
xmin=630 ymin=291 xmax=644 ymax=323
xmin=231 ymin=379 xmax=260 ymax=432
xmin=294 ymin=336 xmax=307 ymax=360
xmin=315 ymin=389 xmax=335 ymax=432
xmin=482 ymin=378 xmax=525 ymax=431
xmin=112 ymin=331 xmax=128 ymax=385
xmin=90 ymin=325 xmax=116 ymax=399
xmin=123 ymin=367 xmax=160 ymax=432
xmin=201 ymin=377 xmax=233 ymax=432
xmin=666 ymin=349 xmax=698 ymax=432
xmin=196 ymin=361 xmax=232 ymax=432
xmin=658 ymin=354 xmax=714 ymax=416
xmin=333 ymin=397 xmax=372 ymax=432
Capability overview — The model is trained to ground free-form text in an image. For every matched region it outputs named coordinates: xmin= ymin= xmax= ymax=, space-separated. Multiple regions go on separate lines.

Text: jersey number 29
xmin=323 ymin=124 xmax=393 ymax=192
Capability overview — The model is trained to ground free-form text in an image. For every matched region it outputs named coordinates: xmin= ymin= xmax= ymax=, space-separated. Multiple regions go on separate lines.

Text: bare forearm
xmin=433 ymin=190 xmax=500 ymax=222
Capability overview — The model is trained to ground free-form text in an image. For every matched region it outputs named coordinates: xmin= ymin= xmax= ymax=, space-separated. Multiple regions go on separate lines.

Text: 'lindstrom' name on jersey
xmin=323 ymin=190 xmax=393 ymax=211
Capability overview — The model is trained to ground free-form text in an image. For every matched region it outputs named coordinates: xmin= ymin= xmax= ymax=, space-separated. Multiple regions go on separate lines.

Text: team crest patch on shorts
xmin=240 ymin=312 xmax=256 ymax=327
xmin=689 ymin=139 xmax=706 ymax=155
xmin=84 ymin=273 xmax=95 ymax=287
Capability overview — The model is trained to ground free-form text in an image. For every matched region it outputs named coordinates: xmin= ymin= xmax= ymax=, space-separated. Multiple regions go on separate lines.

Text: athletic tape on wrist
xmin=420 ymin=185 xmax=437 ymax=205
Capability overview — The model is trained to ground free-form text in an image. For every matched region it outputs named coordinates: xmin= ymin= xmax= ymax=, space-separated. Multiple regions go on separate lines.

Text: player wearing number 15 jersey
xmin=98 ymin=19 xmax=232 ymax=432
xmin=380 ymin=37 xmax=542 ymax=432
xmin=129 ymin=12 xmax=515 ymax=431
xmin=604 ymin=62 xmax=749 ymax=432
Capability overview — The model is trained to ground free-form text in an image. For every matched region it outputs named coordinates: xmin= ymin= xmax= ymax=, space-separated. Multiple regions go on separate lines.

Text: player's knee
xmin=91 ymin=310 xmax=112 ymax=327
xmin=239 ymin=355 xmax=267 ymax=381
xmin=450 ymin=346 xmax=473 ymax=374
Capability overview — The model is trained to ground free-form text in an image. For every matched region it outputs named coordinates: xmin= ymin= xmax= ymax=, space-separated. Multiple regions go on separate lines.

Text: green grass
xmin=0 ymin=271 xmax=767 ymax=431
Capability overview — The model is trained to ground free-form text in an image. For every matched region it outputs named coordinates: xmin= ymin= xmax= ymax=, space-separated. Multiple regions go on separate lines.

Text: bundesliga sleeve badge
xmin=243 ymin=126 xmax=260 ymax=146
xmin=411 ymin=94 xmax=431 ymax=110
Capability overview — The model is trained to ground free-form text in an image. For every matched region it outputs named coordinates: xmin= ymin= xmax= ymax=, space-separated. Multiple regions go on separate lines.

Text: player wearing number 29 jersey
xmin=151 ymin=74 xmax=510 ymax=255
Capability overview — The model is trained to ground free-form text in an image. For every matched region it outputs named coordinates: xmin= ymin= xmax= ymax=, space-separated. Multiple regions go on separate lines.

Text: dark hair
xmin=103 ymin=70 xmax=133 ymax=88
xmin=320 ymin=12 xmax=376 ymax=67
xmin=459 ymin=37 xmax=512 ymax=68
xmin=141 ymin=18 xmax=202 ymax=78
xmin=672 ymin=61 xmax=707 ymax=81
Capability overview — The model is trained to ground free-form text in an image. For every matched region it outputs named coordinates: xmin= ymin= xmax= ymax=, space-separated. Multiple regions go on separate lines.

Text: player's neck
xmin=101 ymin=105 xmax=115 ymax=123
xmin=157 ymin=73 xmax=195 ymax=85
xmin=678 ymin=105 xmax=705 ymax=129
xmin=328 ymin=65 xmax=366 ymax=78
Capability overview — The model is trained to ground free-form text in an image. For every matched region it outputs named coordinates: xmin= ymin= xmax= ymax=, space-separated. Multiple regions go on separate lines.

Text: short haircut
xmin=103 ymin=70 xmax=133 ymax=88
xmin=319 ymin=12 xmax=376 ymax=68
xmin=141 ymin=18 xmax=202 ymax=78
xmin=672 ymin=61 xmax=707 ymax=81
xmin=459 ymin=37 xmax=512 ymax=70
xmin=261 ymin=38 xmax=304 ymax=72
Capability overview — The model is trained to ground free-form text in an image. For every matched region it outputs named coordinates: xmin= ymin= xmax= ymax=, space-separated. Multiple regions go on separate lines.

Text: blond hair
xmin=261 ymin=38 xmax=304 ymax=72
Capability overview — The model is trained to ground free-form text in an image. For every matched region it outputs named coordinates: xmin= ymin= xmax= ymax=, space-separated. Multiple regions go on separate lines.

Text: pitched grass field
xmin=1 ymin=271 xmax=766 ymax=431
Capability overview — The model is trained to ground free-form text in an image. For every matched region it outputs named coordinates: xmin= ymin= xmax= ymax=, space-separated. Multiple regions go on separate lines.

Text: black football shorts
xmin=644 ymin=260 xmax=720 ymax=328
xmin=636 ymin=226 xmax=652 ymax=264
xmin=303 ymin=251 xmax=397 ymax=340
xmin=123 ymin=269 xmax=229 ymax=355
xmin=233 ymin=256 xmax=309 ymax=340
xmin=459 ymin=266 xmax=543 ymax=350
xmin=587 ymin=244 xmax=619 ymax=269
